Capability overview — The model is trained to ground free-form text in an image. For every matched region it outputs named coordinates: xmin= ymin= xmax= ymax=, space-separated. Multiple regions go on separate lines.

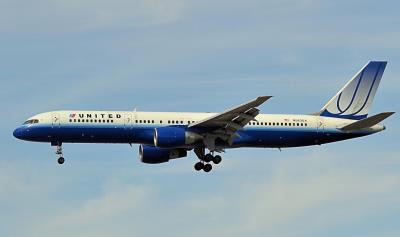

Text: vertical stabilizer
xmin=318 ymin=61 xmax=387 ymax=120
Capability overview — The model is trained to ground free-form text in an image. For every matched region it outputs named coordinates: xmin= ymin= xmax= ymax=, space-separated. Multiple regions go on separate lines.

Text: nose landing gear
xmin=54 ymin=143 xmax=65 ymax=165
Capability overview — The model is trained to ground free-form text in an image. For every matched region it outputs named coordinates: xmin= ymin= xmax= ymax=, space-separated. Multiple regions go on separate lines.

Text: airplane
xmin=13 ymin=61 xmax=394 ymax=172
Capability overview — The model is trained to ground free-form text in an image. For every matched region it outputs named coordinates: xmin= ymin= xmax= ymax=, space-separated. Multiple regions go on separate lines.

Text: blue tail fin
xmin=318 ymin=61 xmax=387 ymax=120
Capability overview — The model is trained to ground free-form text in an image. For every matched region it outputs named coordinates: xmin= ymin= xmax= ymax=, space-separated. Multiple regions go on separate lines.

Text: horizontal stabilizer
xmin=340 ymin=112 xmax=395 ymax=131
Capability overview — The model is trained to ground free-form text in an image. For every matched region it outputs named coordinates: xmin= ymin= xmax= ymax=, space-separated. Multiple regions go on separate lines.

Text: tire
xmin=203 ymin=163 xmax=212 ymax=172
xmin=204 ymin=154 xmax=213 ymax=162
xmin=212 ymin=155 xmax=222 ymax=164
xmin=194 ymin=162 xmax=204 ymax=171
xmin=57 ymin=157 xmax=65 ymax=165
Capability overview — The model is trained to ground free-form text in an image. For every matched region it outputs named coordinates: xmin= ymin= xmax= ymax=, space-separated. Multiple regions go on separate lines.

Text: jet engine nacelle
xmin=139 ymin=145 xmax=187 ymax=164
xmin=154 ymin=127 xmax=202 ymax=148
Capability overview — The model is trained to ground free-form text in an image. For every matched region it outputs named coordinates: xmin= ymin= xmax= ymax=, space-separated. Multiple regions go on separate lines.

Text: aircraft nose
xmin=13 ymin=127 xmax=24 ymax=139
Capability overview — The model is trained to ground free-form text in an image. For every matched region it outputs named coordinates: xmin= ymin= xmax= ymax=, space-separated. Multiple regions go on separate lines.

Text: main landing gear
xmin=54 ymin=143 xmax=65 ymax=165
xmin=194 ymin=148 xmax=222 ymax=173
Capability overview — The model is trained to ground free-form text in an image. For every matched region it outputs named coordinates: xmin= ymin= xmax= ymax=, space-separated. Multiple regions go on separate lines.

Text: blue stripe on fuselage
xmin=14 ymin=123 xmax=371 ymax=148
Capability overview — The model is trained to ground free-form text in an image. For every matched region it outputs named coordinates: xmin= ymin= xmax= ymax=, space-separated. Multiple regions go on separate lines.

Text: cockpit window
xmin=23 ymin=119 xmax=39 ymax=125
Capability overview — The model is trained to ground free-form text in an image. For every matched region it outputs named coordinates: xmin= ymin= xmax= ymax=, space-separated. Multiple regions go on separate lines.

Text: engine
xmin=154 ymin=127 xmax=202 ymax=148
xmin=139 ymin=145 xmax=187 ymax=164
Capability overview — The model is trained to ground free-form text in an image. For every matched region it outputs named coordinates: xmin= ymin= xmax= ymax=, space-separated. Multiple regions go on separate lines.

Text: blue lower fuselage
xmin=13 ymin=123 xmax=367 ymax=148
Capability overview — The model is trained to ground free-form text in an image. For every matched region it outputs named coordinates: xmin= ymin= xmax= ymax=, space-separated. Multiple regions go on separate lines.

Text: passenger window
xmin=305 ymin=123 xmax=308 ymax=126
xmin=160 ymin=120 xmax=162 ymax=124
xmin=107 ymin=120 xmax=109 ymax=123
xmin=301 ymin=123 xmax=303 ymax=126
xmin=281 ymin=123 xmax=283 ymax=126
xmin=285 ymin=123 xmax=287 ymax=126
xmin=69 ymin=119 xmax=72 ymax=122
xmin=289 ymin=123 xmax=291 ymax=126
xmin=103 ymin=120 xmax=106 ymax=123
xmin=135 ymin=120 xmax=138 ymax=123
xmin=78 ymin=119 xmax=81 ymax=122
xmin=111 ymin=120 xmax=113 ymax=123
xmin=90 ymin=119 xmax=93 ymax=122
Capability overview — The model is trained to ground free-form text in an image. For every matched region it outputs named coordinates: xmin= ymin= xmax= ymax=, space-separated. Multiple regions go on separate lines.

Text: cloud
xmin=240 ymin=169 xmax=400 ymax=236
xmin=34 ymin=185 xmax=151 ymax=237
xmin=2 ymin=150 xmax=399 ymax=237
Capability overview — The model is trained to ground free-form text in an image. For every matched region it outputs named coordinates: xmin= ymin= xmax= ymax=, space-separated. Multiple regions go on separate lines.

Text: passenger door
xmin=51 ymin=113 xmax=60 ymax=128
xmin=124 ymin=113 xmax=133 ymax=142
xmin=50 ymin=113 xmax=61 ymax=142
xmin=317 ymin=118 xmax=325 ymax=135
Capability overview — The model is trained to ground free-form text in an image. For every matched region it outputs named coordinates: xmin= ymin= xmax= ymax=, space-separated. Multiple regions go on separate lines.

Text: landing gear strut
xmin=55 ymin=143 xmax=65 ymax=165
xmin=193 ymin=147 xmax=222 ymax=172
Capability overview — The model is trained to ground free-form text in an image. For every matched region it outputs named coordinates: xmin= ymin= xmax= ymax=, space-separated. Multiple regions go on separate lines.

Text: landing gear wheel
xmin=57 ymin=157 xmax=65 ymax=165
xmin=194 ymin=162 xmax=204 ymax=171
xmin=204 ymin=154 xmax=213 ymax=162
xmin=212 ymin=155 xmax=222 ymax=164
xmin=203 ymin=163 xmax=212 ymax=172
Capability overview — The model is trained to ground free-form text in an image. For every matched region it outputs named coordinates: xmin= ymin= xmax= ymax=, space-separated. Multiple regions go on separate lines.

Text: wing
xmin=189 ymin=96 xmax=272 ymax=151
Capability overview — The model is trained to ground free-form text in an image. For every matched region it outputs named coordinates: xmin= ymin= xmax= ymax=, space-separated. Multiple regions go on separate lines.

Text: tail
xmin=317 ymin=61 xmax=387 ymax=120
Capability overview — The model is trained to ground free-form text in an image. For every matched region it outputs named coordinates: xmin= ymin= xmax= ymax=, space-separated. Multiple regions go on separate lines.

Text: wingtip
xmin=257 ymin=95 xmax=273 ymax=100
